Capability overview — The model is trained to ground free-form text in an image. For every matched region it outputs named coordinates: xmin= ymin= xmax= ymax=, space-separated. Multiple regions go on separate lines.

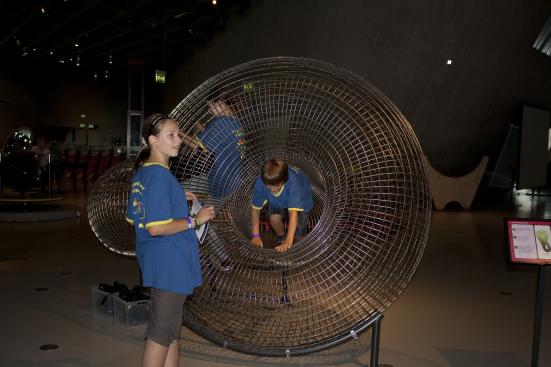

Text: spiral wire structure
xmin=88 ymin=57 xmax=431 ymax=356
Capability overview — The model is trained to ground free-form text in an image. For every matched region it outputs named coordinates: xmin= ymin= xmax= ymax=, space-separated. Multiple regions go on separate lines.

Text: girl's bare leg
xmin=163 ymin=340 xmax=180 ymax=367
xmin=142 ymin=339 xmax=168 ymax=367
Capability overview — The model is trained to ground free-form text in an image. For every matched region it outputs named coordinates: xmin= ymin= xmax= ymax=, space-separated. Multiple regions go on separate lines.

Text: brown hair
xmin=261 ymin=159 xmax=288 ymax=185
xmin=132 ymin=113 xmax=171 ymax=171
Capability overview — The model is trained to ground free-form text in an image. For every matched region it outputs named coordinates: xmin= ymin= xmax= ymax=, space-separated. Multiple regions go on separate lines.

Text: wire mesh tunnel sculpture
xmin=88 ymin=57 xmax=431 ymax=356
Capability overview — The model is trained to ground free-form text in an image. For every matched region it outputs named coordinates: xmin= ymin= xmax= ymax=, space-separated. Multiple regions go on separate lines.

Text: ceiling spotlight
xmin=104 ymin=69 xmax=109 ymax=78
xmin=41 ymin=8 xmax=46 ymax=14
xmin=69 ymin=58 xmax=73 ymax=61
xmin=108 ymin=54 xmax=113 ymax=64
xmin=446 ymin=59 xmax=453 ymax=65
xmin=49 ymin=50 xmax=54 ymax=55
xmin=76 ymin=55 xmax=80 ymax=67
xmin=60 ymin=59 xmax=65 ymax=64
xmin=93 ymin=72 xmax=98 ymax=81
xmin=22 ymin=47 xmax=28 ymax=56
xmin=212 ymin=0 xmax=217 ymax=5
xmin=74 ymin=43 xmax=79 ymax=47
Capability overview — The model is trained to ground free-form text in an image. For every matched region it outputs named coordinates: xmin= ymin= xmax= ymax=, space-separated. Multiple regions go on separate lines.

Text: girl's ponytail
xmin=133 ymin=145 xmax=150 ymax=172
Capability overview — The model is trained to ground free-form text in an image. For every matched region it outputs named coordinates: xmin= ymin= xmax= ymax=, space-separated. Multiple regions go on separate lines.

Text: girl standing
xmin=126 ymin=114 xmax=215 ymax=367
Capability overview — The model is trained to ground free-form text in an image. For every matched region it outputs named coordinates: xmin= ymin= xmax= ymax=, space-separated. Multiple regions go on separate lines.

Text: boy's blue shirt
xmin=251 ymin=166 xmax=313 ymax=212
xmin=126 ymin=163 xmax=202 ymax=295
xmin=197 ymin=115 xmax=244 ymax=198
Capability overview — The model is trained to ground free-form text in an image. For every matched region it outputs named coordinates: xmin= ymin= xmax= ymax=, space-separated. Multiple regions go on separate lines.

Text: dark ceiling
xmin=0 ymin=0 xmax=249 ymax=75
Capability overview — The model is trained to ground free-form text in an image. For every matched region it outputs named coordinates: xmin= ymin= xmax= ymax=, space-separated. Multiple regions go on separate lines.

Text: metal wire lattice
xmin=87 ymin=57 xmax=431 ymax=356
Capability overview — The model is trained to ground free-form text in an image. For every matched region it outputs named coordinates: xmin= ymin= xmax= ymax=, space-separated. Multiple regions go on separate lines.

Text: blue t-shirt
xmin=251 ymin=166 xmax=313 ymax=212
xmin=126 ymin=163 xmax=202 ymax=295
xmin=197 ymin=116 xmax=244 ymax=199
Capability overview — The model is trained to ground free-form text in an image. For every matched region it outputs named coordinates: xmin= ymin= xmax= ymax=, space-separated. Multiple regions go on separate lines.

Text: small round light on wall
xmin=446 ymin=59 xmax=453 ymax=65
xmin=212 ymin=0 xmax=217 ymax=5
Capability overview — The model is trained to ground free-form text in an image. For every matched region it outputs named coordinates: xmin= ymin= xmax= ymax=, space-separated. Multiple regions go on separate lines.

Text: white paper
xmin=511 ymin=224 xmax=538 ymax=259
xmin=190 ymin=199 xmax=208 ymax=244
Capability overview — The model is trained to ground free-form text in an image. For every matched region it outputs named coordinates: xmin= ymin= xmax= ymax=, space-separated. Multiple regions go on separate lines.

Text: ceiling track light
xmin=109 ymin=54 xmax=113 ymax=64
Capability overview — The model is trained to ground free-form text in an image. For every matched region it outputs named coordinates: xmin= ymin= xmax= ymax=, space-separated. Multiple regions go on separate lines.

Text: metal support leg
xmin=371 ymin=312 xmax=382 ymax=367
xmin=531 ymin=265 xmax=547 ymax=367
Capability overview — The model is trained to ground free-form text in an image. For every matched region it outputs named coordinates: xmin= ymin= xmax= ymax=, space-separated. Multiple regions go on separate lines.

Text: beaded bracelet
xmin=186 ymin=217 xmax=194 ymax=230
xmin=251 ymin=233 xmax=261 ymax=238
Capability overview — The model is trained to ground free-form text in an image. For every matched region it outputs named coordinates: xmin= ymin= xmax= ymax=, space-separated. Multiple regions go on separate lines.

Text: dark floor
xmin=0 ymin=190 xmax=550 ymax=367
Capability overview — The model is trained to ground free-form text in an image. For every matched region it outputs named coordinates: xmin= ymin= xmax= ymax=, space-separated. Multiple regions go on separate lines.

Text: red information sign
xmin=505 ymin=218 xmax=551 ymax=264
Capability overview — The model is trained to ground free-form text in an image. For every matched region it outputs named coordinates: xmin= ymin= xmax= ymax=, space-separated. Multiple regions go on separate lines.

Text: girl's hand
xmin=196 ymin=206 xmax=215 ymax=226
xmin=250 ymin=237 xmax=263 ymax=247
xmin=186 ymin=191 xmax=198 ymax=202
xmin=275 ymin=239 xmax=293 ymax=252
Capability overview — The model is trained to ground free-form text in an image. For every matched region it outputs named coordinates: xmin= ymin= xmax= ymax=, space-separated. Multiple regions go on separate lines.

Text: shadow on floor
xmin=437 ymin=347 xmax=528 ymax=367
xmin=0 ymin=357 xmax=93 ymax=367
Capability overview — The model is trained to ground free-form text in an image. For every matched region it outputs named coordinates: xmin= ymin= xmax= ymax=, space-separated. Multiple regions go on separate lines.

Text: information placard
xmin=505 ymin=218 xmax=551 ymax=264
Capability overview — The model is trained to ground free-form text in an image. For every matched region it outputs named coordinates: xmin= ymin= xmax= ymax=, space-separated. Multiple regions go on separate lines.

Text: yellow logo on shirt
xmin=131 ymin=182 xmax=146 ymax=228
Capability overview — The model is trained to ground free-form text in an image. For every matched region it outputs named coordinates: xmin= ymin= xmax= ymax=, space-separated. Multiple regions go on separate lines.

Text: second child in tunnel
xmin=250 ymin=159 xmax=313 ymax=252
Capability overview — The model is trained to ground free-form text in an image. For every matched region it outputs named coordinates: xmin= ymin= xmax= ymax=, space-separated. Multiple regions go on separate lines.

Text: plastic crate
xmin=113 ymin=296 xmax=151 ymax=325
xmin=90 ymin=286 xmax=115 ymax=316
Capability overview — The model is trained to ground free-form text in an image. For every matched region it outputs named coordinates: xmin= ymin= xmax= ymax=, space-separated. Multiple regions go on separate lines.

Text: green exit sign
xmin=155 ymin=70 xmax=166 ymax=84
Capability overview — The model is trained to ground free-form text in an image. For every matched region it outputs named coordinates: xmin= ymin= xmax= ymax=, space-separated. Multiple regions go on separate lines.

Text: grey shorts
xmin=145 ymin=288 xmax=187 ymax=347
xmin=267 ymin=205 xmax=310 ymax=238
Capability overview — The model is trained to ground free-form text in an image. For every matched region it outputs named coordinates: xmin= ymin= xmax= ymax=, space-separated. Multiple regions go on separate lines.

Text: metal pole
xmin=0 ymin=151 xmax=3 ymax=198
xmin=47 ymin=153 xmax=52 ymax=198
xmin=371 ymin=312 xmax=382 ymax=367
xmin=531 ymin=265 xmax=546 ymax=367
